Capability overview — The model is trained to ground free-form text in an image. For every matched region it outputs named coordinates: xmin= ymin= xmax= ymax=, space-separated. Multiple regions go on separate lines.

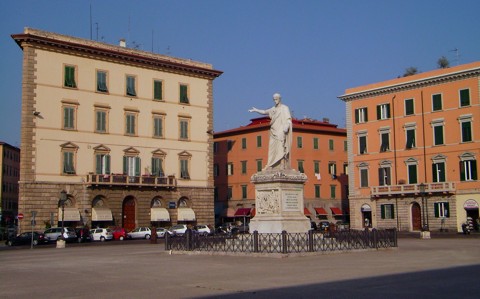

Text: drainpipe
xmin=392 ymin=95 xmax=399 ymax=230
xmin=420 ymin=91 xmax=429 ymax=229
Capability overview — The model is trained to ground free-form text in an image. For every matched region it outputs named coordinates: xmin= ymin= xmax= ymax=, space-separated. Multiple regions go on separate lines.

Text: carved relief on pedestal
xmin=256 ymin=190 xmax=279 ymax=215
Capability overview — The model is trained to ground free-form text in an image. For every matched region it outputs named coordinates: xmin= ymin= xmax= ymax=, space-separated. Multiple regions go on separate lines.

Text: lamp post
xmin=59 ymin=190 xmax=67 ymax=241
xmin=418 ymin=183 xmax=429 ymax=232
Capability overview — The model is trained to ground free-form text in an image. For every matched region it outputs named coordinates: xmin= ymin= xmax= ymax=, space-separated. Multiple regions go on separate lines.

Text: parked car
xmin=194 ymin=225 xmax=212 ymax=236
xmin=90 ymin=228 xmax=113 ymax=241
xmin=127 ymin=227 xmax=152 ymax=239
xmin=231 ymin=224 xmax=249 ymax=234
xmin=336 ymin=221 xmax=350 ymax=231
xmin=168 ymin=224 xmax=188 ymax=236
xmin=44 ymin=227 xmax=77 ymax=242
xmin=318 ymin=221 xmax=330 ymax=232
xmin=155 ymin=227 xmax=171 ymax=238
xmin=111 ymin=227 xmax=127 ymax=240
xmin=5 ymin=232 xmax=48 ymax=246
xmin=75 ymin=227 xmax=91 ymax=243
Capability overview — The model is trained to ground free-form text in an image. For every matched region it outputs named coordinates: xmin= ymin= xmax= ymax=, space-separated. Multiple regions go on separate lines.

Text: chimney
xmin=323 ymin=118 xmax=330 ymax=123
xmin=119 ymin=39 xmax=126 ymax=48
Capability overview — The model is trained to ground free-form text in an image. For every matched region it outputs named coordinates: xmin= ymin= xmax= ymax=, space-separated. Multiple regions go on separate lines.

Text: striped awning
xmin=178 ymin=208 xmax=196 ymax=221
xmin=58 ymin=208 xmax=80 ymax=221
xmin=92 ymin=208 xmax=113 ymax=221
xmin=330 ymin=207 xmax=343 ymax=215
xmin=304 ymin=208 xmax=312 ymax=216
xmin=151 ymin=208 xmax=170 ymax=222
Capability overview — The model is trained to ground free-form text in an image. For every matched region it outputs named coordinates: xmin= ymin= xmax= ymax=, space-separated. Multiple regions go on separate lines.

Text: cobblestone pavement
xmin=0 ymin=236 xmax=479 ymax=298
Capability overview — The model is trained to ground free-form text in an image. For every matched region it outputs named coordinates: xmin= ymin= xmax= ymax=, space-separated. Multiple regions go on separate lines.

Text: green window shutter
xmin=408 ymin=164 xmax=417 ymax=184
xmin=472 ymin=160 xmax=478 ymax=180
xmin=434 ymin=126 xmax=444 ymax=145
xmin=364 ymin=108 xmax=368 ymax=122
xmin=96 ymin=154 xmax=102 ymax=174
xmin=434 ymin=203 xmax=439 ymax=218
xmin=242 ymin=138 xmax=247 ymax=149
xmin=460 ymin=161 xmax=466 ymax=181
xmin=123 ymin=156 xmax=128 ymax=175
xmin=257 ymin=160 xmax=262 ymax=172
xmin=460 ymin=89 xmax=470 ymax=106
xmin=355 ymin=109 xmax=359 ymax=123
xmin=462 ymin=122 xmax=472 ymax=142
xmin=64 ymin=66 xmax=76 ymax=88
xmin=376 ymin=105 xmax=381 ymax=120
xmin=445 ymin=203 xmax=450 ymax=218
xmin=313 ymin=138 xmax=318 ymax=149
xmin=180 ymin=85 xmax=189 ymax=103
xmin=135 ymin=157 xmax=141 ymax=176
xmin=105 ymin=155 xmax=111 ymax=174
xmin=432 ymin=163 xmax=437 ymax=183
xmin=314 ymin=162 xmax=319 ymax=173
xmin=432 ymin=94 xmax=442 ymax=111
xmin=381 ymin=205 xmax=385 ymax=219
xmin=154 ymin=81 xmax=162 ymax=100
xmin=386 ymin=104 xmax=391 ymax=118
xmin=391 ymin=205 xmax=395 ymax=218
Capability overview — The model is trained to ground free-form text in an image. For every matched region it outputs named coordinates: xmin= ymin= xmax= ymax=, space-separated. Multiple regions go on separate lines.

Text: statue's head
xmin=273 ymin=93 xmax=282 ymax=105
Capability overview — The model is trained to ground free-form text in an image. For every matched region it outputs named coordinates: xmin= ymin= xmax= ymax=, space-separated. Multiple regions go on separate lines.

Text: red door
xmin=123 ymin=197 xmax=136 ymax=232
xmin=411 ymin=203 xmax=422 ymax=231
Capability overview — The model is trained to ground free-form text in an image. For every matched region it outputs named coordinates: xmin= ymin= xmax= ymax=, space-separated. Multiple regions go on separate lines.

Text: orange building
xmin=339 ymin=62 xmax=480 ymax=232
xmin=214 ymin=117 xmax=348 ymax=226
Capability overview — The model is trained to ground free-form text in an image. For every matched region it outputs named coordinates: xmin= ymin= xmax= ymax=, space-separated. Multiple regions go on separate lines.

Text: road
xmin=0 ymin=236 xmax=479 ymax=298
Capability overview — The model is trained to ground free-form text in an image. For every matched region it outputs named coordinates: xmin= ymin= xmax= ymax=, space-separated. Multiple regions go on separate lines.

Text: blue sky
xmin=1 ymin=1 xmax=479 ymax=147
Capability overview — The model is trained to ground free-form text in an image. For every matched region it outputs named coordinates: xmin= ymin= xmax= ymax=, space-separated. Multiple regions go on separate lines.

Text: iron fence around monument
xmin=165 ymin=228 xmax=397 ymax=254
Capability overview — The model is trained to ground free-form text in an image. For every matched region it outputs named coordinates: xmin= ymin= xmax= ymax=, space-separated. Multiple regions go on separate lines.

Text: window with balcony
xmin=460 ymin=89 xmax=470 ymax=107
xmin=432 ymin=162 xmax=446 ymax=183
xmin=95 ymin=154 xmax=111 ymax=175
xmin=460 ymin=157 xmax=477 ymax=182
xmin=405 ymin=99 xmax=414 ymax=115
xmin=376 ymin=103 xmax=391 ymax=120
xmin=64 ymin=65 xmax=77 ymax=88
xmin=153 ymin=80 xmax=163 ymax=101
xmin=126 ymin=75 xmax=137 ymax=96
xmin=151 ymin=157 xmax=164 ymax=177
xmin=179 ymin=84 xmax=189 ymax=104
xmin=179 ymin=154 xmax=191 ymax=179
xmin=123 ymin=156 xmax=140 ymax=177
xmin=378 ymin=166 xmax=391 ymax=186
xmin=434 ymin=202 xmax=450 ymax=218
xmin=381 ymin=204 xmax=395 ymax=219
xmin=432 ymin=94 xmax=442 ymax=111
xmin=355 ymin=107 xmax=368 ymax=123
xmin=96 ymin=70 xmax=108 ymax=92
xmin=407 ymin=161 xmax=418 ymax=184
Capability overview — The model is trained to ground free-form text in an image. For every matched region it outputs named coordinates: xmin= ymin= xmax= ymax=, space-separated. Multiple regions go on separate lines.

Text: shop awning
xmin=314 ymin=207 xmax=328 ymax=215
xmin=58 ymin=208 xmax=80 ymax=221
xmin=151 ymin=208 xmax=170 ymax=222
xmin=178 ymin=208 xmax=196 ymax=221
xmin=92 ymin=208 xmax=113 ymax=221
xmin=330 ymin=207 xmax=343 ymax=216
xmin=224 ymin=208 xmax=236 ymax=217
xmin=304 ymin=208 xmax=312 ymax=216
xmin=234 ymin=208 xmax=251 ymax=217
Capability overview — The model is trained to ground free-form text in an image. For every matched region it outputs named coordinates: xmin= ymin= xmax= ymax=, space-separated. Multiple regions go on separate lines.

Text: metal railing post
xmin=308 ymin=230 xmax=314 ymax=252
xmin=253 ymin=231 xmax=259 ymax=253
xmin=282 ymin=230 xmax=288 ymax=254
xmin=164 ymin=231 xmax=169 ymax=250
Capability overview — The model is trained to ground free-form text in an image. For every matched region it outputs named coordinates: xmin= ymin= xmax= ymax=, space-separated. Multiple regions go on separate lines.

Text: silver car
xmin=127 ymin=227 xmax=152 ymax=239
xmin=90 ymin=228 xmax=113 ymax=241
xmin=44 ymin=227 xmax=77 ymax=242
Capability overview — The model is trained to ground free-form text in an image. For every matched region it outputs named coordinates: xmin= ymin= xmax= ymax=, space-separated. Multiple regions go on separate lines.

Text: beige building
xmin=12 ymin=28 xmax=222 ymax=233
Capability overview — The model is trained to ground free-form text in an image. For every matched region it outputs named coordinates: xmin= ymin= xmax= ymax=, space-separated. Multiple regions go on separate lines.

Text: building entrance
xmin=123 ymin=197 xmax=136 ymax=232
xmin=411 ymin=202 xmax=421 ymax=231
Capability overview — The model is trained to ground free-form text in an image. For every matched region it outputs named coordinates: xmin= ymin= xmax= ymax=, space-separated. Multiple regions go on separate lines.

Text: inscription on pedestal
xmin=283 ymin=190 xmax=301 ymax=212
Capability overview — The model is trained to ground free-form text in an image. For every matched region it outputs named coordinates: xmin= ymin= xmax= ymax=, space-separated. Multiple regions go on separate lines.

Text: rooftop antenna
xmin=450 ymin=48 xmax=460 ymax=65
xmin=89 ymin=3 xmax=93 ymax=40
xmin=95 ymin=22 xmax=99 ymax=41
xmin=151 ymin=29 xmax=154 ymax=52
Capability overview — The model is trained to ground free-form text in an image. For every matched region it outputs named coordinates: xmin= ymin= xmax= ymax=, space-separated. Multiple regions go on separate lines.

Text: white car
xmin=168 ymin=224 xmax=188 ymax=236
xmin=127 ymin=227 xmax=152 ymax=239
xmin=90 ymin=228 xmax=113 ymax=241
xmin=194 ymin=225 xmax=212 ymax=236
xmin=155 ymin=227 xmax=171 ymax=238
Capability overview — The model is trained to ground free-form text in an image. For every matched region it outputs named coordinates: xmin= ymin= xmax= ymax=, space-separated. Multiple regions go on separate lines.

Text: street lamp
xmin=418 ymin=183 xmax=429 ymax=231
xmin=59 ymin=190 xmax=67 ymax=240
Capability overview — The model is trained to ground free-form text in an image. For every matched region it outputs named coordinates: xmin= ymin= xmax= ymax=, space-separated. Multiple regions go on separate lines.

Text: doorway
xmin=411 ymin=202 xmax=421 ymax=231
xmin=123 ymin=196 xmax=136 ymax=232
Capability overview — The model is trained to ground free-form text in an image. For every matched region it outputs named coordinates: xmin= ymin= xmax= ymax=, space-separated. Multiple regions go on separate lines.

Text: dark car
xmin=75 ymin=227 xmax=91 ymax=243
xmin=318 ymin=221 xmax=330 ymax=232
xmin=5 ymin=232 xmax=48 ymax=246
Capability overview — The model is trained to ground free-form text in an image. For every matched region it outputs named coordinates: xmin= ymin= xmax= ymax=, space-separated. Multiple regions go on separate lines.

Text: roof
xmin=339 ymin=61 xmax=480 ymax=101
xmin=11 ymin=28 xmax=223 ymax=80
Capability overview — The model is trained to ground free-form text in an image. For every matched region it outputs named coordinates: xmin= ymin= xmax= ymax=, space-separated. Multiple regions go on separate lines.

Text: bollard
xmin=253 ymin=230 xmax=259 ymax=253
xmin=164 ymin=231 xmax=169 ymax=250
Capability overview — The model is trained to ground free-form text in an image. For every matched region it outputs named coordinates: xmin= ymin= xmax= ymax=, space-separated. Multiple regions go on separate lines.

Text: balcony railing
xmin=86 ymin=174 xmax=177 ymax=188
xmin=371 ymin=182 xmax=455 ymax=197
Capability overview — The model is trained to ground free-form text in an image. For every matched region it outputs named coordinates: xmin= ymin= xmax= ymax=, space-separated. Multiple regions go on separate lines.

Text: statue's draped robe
xmin=266 ymin=104 xmax=292 ymax=168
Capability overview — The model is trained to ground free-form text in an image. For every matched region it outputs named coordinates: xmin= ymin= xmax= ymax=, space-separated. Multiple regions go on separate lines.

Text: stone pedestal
xmin=56 ymin=239 xmax=66 ymax=248
xmin=420 ymin=231 xmax=431 ymax=239
xmin=249 ymin=168 xmax=311 ymax=233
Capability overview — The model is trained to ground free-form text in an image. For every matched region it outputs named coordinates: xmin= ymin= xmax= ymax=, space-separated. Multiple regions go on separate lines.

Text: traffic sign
xmin=17 ymin=213 xmax=24 ymax=220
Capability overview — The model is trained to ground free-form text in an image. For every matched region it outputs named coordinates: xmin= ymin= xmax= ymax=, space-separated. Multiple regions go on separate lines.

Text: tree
xmin=403 ymin=67 xmax=418 ymax=77
xmin=437 ymin=56 xmax=450 ymax=68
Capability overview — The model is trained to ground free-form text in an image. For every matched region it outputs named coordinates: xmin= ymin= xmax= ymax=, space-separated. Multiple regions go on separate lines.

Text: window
xmin=241 ymin=185 xmax=247 ymax=199
xmin=377 ymin=103 xmax=391 ymax=120
xmin=432 ymin=162 xmax=446 ymax=183
xmin=460 ymin=159 xmax=477 ymax=181
xmin=360 ymin=167 xmax=369 ymax=188
xmin=63 ymin=106 xmax=76 ymax=130
xmin=125 ymin=113 xmax=136 ymax=135
xmin=314 ymin=161 xmax=320 ymax=174
xmin=359 ymin=135 xmax=367 ymax=154
xmin=153 ymin=115 xmax=164 ymax=138
xmin=380 ymin=132 xmax=390 ymax=152
xmin=328 ymin=162 xmax=336 ymax=176
xmin=214 ymin=164 xmax=219 ymax=177
xmin=63 ymin=151 xmax=75 ymax=174
xmin=313 ymin=138 xmax=319 ymax=150
xmin=153 ymin=80 xmax=163 ymax=100
xmin=433 ymin=124 xmax=444 ymax=146
xmin=432 ymin=94 xmax=442 ymax=111
xmin=179 ymin=155 xmax=190 ymax=179
xmin=407 ymin=163 xmax=418 ymax=184
xmin=123 ymin=156 xmax=140 ymax=177
xmin=297 ymin=160 xmax=304 ymax=173
xmin=96 ymin=70 xmax=108 ymax=92
xmin=227 ymin=163 xmax=234 ymax=176
xmin=227 ymin=140 xmax=233 ymax=151
xmin=355 ymin=107 xmax=368 ymax=123
xmin=314 ymin=185 xmax=320 ymax=198
xmin=227 ymin=187 xmax=232 ymax=200
xmin=434 ymin=202 xmax=450 ymax=218
xmin=151 ymin=157 xmax=164 ymax=177
xmin=179 ymin=84 xmax=189 ymax=104
xmin=329 ymin=139 xmax=334 ymax=151
xmin=256 ymin=160 xmax=262 ymax=172
xmin=256 ymin=136 xmax=262 ymax=147
xmin=95 ymin=154 xmax=111 ymax=175
xmin=297 ymin=136 xmax=303 ymax=148
xmin=460 ymin=89 xmax=470 ymax=107
xmin=241 ymin=138 xmax=247 ymax=149
xmin=241 ymin=161 xmax=247 ymax=174
xmin=405 ymin=99 xmax=414 ymax=115
xmin=344 ymin=140 xmax=348 ymax=151
xmin=343 ymin=162 xmax=348 ymax=174
xmin=461 ymin=120 xmax=472 ymax=143
xmin=330 ymin=185 xmax=336 ymax=199
xmin=179 ymin=118 xmax=189 ymax=140
xmin=95 ymin=109 xmax=108 ymax=133
xmin=405 ymin=127 xmax=416 ymax=149
xmin=126 ymin=75 xmax=137 ymax=96
xmin=381 ymin=204 xmax=395 ymax=219
xmin=64 ymin=65 xmax=76 ymax=88
xmin=378 ymin=167 xmax=391 ymax=186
